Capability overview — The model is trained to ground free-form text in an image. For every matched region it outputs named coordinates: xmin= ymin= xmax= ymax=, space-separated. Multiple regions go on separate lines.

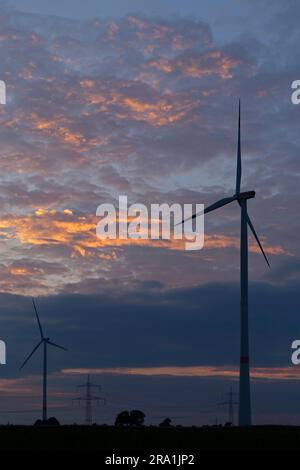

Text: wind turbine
xmin=20 ymin=298 xmax=67 ymax=423
xmin=181 ymin=101 xmax=269 ymax=426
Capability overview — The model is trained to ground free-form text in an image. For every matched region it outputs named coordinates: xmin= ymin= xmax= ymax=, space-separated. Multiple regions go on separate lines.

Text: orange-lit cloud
xmin=77 ymin=85 xmax=199 ymax=127
xmin=0 ymin=10 xmax=295 ymax=298
xmin=0 ymin=378 xmax=35 ymax=395
xmin=0 ymin=211 xmax=286 ymax=258
xmin=62 ymin=365 xmax=300 ymax=381
xmin=147 ymin=50 xmax=240 ymax=80
xmin=30 ymin=113 xmax=87 ymax=147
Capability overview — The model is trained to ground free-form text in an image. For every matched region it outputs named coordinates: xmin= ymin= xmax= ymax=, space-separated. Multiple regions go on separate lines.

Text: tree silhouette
xmin=159 ymin=417 xmax=172 ymax=427
xmin=34 ymin=416 xmax=60 ymax=426
xmin=130 ymin=410 xmax=145 ymax=426
xmin=115 ymin=410 xmax=145 ymax=427
xmin=115 ymin=411 xmax=131 ymax=426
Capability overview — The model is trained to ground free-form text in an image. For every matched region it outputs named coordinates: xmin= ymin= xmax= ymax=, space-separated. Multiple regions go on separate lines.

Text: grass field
xmin=0 ymin=425 xmax=299 ymax=451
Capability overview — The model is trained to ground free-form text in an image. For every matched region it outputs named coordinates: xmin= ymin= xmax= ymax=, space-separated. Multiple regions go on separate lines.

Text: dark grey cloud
xmin=0 ymin=280 xmax=298 ymax=424
xmin=1 ymin=281 xmax=297 ymax=373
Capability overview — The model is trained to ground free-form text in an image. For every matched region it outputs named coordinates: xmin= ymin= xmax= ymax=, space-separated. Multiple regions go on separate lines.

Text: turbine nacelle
xmin=236 ymin=191 xmax=255 ymax=201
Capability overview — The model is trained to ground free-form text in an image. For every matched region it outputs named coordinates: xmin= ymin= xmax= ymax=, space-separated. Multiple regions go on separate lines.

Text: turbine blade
xmin=20 ymin=340 xmax=43 ymax=370
xmin=180 ymin=195 xmax=237 ymax=225
xmin=32 ymin=298 xmax=44 ymax=339
xmin=204 ymin=195 xmax=237 ymax=215
xmin=48 ymin=341 xmax=67 ymax=351
xmin=236 ymin=99 xmax=241 ymax=194
xmin=247 ymin=214 xmax=270 ymax=267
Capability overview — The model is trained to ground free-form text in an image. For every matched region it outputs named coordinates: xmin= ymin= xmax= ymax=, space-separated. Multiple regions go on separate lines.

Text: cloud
xmin=0 ymin=278 xmax=298 ymax=424
xmin=0 ymin=207 xmax=286 ymax=295
xmin=0 ymin=5 xmax=297 ymax=296
xmin=62 ymin=365 xmax=300 ymax=381
xmin=0 ymin=281 xmax=297 ymax=375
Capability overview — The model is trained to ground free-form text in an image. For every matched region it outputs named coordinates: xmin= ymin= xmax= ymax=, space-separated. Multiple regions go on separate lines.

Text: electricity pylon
xmin=219 ymin=387 xmax=238 ymax=425
xmin=73 ymin=374 xmax=105 ymax=425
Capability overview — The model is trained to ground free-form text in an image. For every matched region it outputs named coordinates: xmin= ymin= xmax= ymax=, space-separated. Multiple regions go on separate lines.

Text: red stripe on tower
xmin=240 ymin=356 xmax=249 ymax=364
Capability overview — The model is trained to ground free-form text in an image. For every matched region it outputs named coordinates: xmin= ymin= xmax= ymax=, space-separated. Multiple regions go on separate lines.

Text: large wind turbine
xmin=182 ymin=101 xmax=269 ymax=426
xmin=20 ymin=298 xmax=67 ymax=423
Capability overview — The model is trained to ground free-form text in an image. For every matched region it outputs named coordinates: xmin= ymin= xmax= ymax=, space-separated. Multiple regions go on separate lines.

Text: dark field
xmin=0 ymin=425 xmax=299 ymax=451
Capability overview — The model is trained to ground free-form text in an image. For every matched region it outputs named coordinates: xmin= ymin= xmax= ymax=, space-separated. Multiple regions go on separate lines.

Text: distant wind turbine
xmin=181 ymin=101 xmax=270 ymax=426
xmin=20 ymin=298 xmax=67 ymax=423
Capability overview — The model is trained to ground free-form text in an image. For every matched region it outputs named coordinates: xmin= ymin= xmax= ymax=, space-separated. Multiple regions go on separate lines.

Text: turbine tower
xmin=20 ymin=298 xmax=67 ymax=423
xmin=181 ymin=101 xmax=269 ymax=426
xmin=73 ymin=375 xmax=105 ymax=425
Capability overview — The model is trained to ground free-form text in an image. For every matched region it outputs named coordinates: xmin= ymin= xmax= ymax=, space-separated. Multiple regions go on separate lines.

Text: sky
xmin=0 ymin=0 xmax=299 ymax=425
